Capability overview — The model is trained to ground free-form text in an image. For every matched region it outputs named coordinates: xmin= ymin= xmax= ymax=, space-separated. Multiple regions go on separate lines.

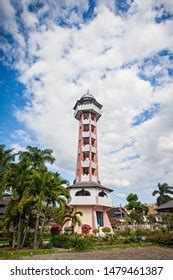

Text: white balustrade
xmin=91 ymin=133 xmax=96 ymax=139
xmin=82 ymin=131 xmax=89 ymax=138
xmin=91 ymin=146 xmax=96 ymax=153
xmin=97 ymin=196 xmax=113 ymax=207
xmin=74 ymin=104 xmax=102 ymax=118
xmin=82 ymin=159 xmax=90 ymax=167
xmin=91 ymin=162 xmax=97 ymax=169
xmin=70 ymin=196 xmax=96 ymax=205
xmin=91 ymin=120 xmax=96 ymax=126
xmin=82 ymin=145 xmax=90 ymax=152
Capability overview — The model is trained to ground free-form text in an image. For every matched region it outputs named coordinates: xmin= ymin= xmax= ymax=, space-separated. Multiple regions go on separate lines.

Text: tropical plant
xmin=2 ymin=161 xmax=33 ymax=248
xmin=18 ymin=146 xmax=55 ymax=171
xmin=68 ymin=236 xmax=93 ymax=251
xmin=1 ymin=144 xmax=69 ymax=250
xmin=64 ymin=211 xmax=83 ymax=234
xmin=152 ymin=183 xmax=173 ymax=206
xmin=0 ymin=144 xmax=15 ymax=197
xmin=27 ymin=170 xmax=69 ymax=249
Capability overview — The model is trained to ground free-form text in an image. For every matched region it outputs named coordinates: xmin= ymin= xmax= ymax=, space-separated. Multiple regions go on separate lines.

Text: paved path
xmin=21 ymin=246 xmax=173 ymax=260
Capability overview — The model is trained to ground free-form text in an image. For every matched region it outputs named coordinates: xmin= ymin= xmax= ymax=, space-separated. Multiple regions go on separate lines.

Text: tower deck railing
xmin=69 ymin=195 xmax=112 ymax=207
xmin=74 ymin=104 xmax=102 ymax=118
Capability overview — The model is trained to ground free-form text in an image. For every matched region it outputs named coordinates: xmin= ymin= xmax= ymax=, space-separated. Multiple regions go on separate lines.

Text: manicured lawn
xmin=0 ymin=248 xmax=70 ymax=259
xmin=0 ymin=242 xmax=155 ymax=259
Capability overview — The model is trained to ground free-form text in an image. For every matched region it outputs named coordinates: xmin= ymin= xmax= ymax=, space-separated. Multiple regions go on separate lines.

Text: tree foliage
xmin=126 ymin=193 xmax=148 ymax=225
xmin=152 ymin=182 xmax=173 ymax=206
xmin=0 ymin=144 xmax=69 ymax=249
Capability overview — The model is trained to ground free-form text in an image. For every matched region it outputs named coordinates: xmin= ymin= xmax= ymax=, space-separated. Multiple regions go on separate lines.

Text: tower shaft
xmin=76 ymin=110 xmax=99 ymax=183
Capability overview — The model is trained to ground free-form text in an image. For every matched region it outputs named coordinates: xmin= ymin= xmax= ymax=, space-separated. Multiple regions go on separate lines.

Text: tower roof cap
xmin=73 ymin=90 xmax=102 ymax=110
xmin=81 ymin=91 xmax=95 ymax=99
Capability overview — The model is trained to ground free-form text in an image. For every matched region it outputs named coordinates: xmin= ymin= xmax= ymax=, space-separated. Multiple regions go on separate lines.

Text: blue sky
xmin=0 ymin=0 xmax=173 ymax=205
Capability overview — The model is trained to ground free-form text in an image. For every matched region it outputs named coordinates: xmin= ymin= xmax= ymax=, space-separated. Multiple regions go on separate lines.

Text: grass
xmin=0 ymin=242 xmax=156 ymax=259
xmin=95 ymin=242 xmax=154 ymax=251
xmin=0 ymin=248 xmax=69 ymax=259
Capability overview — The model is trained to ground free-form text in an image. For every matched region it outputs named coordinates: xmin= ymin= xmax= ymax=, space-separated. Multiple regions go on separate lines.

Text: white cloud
xmin=11 ymin=129 xmax=32 ymax=143
xmin=2 ymin=0 xmax=173 ymax=202
xmin=11 ymin=143 xmax=26 ymax=153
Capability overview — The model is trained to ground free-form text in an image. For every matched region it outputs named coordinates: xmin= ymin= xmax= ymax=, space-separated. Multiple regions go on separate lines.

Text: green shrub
xmin=42 ymin=232 xmax=52 ymax=238
xmin=92 ymin=228 xmax=99 ymax=235
xmin=123 ymin=238 xmax=130 ymax=244
xmin=23 ymin=233 xmax=43 ymax=248
xmin=102 ymin=227 xmax=111 ymax=234
xmin=146 ymin=231 xmax=173 ymax=246
xmin=50 ymin=225 xmax=61 ymax=236
xmin=41 ymin=242 xmax=54 ymax=249
xmin=69 ymin=236 xmax=93 ymax=251
xmin=51 ymin=235 xmax=71 ymax=248
xmin=134 ymin=228 xmax=153 ymax=237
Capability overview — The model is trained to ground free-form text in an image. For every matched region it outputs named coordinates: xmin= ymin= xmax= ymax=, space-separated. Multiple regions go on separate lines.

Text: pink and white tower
xmin=67 ymin=92 xmax=113 ymax=233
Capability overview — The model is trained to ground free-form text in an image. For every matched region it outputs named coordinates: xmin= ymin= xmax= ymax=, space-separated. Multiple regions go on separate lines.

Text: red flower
xmin=51 ymin=223 xmax=60 ymax=228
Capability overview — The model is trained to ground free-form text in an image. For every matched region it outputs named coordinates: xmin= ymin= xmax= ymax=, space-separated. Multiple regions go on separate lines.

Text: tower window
xmin=96 ymin=211 xmax=104 ymax=227
xmin=91 ymin=125 xmax=95 ymax=132
xmin=83 ymin=138 xmax=89 ymax=145
xmin=98 ymin=191 xmax=107 ymax=197
xmin=84 ymin=125 xmax=89 ymax=132
xmin=91 ymin=153 xmax=95 ymax=161
xmin=83 ymin=152 xmax=89 ymax=160
xmin=92 ymin=168 xmax=95 ymax=175
xmin=91 ymin=139 xmax=95 ymax=146
xmin=75 ymin=188 xmax=91 ymax=196
xmin=83 ymin=168 xmax=89 ymax=175
xmin=91 ymin=113 xmax=95 ymax=121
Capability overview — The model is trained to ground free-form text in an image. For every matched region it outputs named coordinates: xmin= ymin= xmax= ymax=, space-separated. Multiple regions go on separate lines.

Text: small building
xmin=157 ymin=200 xmax=173 ymax=213
xmin=107 ymin=206 xmax=127 ymax=228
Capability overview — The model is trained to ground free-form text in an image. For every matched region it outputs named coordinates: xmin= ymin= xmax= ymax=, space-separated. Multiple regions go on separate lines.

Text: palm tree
xmin=3 ymin=161 xmax=32 ymax=248
xmin=40 ymin=172 xmax=70 ymax=233
xmin=152 ymin=183 xmax=173 ymax=206
xmin=0 ymin=144 xmax=15 ymax=196
xmin=64 ymin=210 xmax=83 ymax=234
xmin=19 ymin=146 xmax=55 ymax=171
xmin=28 ymin=170 xmax=69 ymax=249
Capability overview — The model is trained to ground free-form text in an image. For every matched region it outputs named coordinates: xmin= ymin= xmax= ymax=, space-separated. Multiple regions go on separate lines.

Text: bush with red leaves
xmin=81 ymin=224 xmax=91 ymax=235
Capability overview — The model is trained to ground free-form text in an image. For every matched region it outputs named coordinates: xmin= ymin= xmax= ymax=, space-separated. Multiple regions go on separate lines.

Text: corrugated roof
xmin=157 ymin=200 xmax=173 ymax=211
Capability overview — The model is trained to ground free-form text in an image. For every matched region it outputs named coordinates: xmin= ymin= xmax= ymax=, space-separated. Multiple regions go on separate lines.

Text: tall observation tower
xmin=74 ymin=91 xmax=102 ymax=183
xmin=67 ymin=92 xmax=113 ymax=233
